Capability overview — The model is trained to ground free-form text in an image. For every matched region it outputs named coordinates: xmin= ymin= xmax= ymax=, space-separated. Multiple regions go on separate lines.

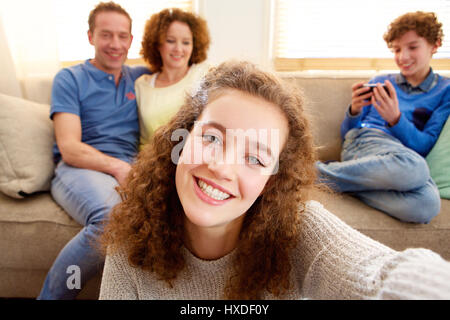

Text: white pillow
xmin=0 ymin=93 xmax=55 ymax=198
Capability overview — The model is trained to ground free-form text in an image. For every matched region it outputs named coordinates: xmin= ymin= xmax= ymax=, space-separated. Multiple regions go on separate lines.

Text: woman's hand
xmin=350 ymin=81 xmax=373 ymax=115
xmin=371 ymin=80 xmax=401 ymax=127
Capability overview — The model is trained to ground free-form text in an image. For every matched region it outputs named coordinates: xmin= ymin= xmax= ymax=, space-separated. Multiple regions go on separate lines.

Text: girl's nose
xmin=205 ymin=150 xmax=235 ymax=181
xmin=207 ymin=160 xmax=235 ymax=181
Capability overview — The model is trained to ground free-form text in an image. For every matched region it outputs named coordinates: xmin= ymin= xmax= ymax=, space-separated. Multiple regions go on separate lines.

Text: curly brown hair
xmin=383 ymin=11 xmax=444 ymax=47
xmin=140 ymin=8 xmax=210 ymax=73
xmin=101 ymin=60 xmax=317 ymax=299
xmin=88 ymin=1 xmax=132 ymax=33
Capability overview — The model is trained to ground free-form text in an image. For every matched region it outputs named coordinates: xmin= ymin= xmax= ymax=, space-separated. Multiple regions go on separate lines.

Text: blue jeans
xmin=316 ymin=128 xmax=440 ymax=223
xmin=37 ymin=162 xmax=121 ymax=299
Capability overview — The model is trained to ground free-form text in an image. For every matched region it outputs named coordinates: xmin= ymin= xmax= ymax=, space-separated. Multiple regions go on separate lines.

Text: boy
xmin=316 ymin=11 xmax=450 ymax=223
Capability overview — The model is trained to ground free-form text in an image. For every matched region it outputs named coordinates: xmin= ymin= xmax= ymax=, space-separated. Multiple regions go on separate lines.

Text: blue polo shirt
xmin=50 ymin=60 xmax=149 ymax=163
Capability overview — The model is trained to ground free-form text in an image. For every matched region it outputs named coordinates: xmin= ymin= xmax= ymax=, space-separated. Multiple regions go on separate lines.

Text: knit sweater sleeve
xmin=99 ymin=248 xmax=139 ymax=300
xmin=297 ymin=201 xmax=450 ymax=299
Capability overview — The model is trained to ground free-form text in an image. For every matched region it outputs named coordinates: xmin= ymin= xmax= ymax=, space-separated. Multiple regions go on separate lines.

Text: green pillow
xmin=426 ymin=118 xmax=450 ymax=199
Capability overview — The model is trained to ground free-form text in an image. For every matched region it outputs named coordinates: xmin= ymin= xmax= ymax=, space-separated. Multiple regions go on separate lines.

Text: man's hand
xmin=53 ymin=112 xmax=133 ymax=185
xmin=371 ymin=80 xmax=401 ymax=127
xmin=109 ymin=159 xmax=132 ymax=186
xmin=350 ymin=81 xmax=373 ymax=115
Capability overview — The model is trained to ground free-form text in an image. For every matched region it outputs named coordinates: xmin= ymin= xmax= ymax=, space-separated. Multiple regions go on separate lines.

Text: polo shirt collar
xmin=85 ymin=59 xmax=127 ymax=82
xmin=396 ymin=67 xmax=435 ymax=92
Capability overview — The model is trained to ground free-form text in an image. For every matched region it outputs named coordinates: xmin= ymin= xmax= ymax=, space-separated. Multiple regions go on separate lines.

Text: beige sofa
xmin=0 ymin=72 xmax=449 ymax=299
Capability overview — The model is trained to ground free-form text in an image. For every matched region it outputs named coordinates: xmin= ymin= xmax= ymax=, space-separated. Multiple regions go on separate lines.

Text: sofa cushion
xmin=0 ymin=192 xmax=80 ymax=269
xmin=0 ymin=192 xmax=102 ymax=298
xmin=0 ymin=93 xmax=55 ymax=198
xmin=312 ymin=190 xmax=450 ymax=261
xmin=427 ymin=118 xmax=450 ymax=199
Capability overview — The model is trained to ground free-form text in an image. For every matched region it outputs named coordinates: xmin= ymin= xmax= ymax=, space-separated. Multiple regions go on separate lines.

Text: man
xmin=37 ymin=2 xmax=149 ymax=299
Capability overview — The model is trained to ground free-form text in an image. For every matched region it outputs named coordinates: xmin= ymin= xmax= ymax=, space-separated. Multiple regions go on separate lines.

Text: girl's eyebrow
xmin=196 ymin=121 xmax=226 ymax=134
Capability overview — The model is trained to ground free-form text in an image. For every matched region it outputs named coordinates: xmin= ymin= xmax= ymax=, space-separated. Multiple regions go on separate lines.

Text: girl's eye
xmin=247 ymin=155 xmax=265 ymax=167
xmin=202 ymin=134 xmax=221 ymax=145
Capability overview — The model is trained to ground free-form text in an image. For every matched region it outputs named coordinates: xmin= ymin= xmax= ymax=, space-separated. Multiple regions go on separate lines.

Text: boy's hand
xmin=371 ymin=80 xmax=401 ymax=127
xmin=350 ymin=81 xmax=372 ymax=115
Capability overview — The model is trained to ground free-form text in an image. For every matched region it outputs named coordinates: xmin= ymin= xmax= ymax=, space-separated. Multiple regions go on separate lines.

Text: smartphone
xmin=362 ymin=83 xmax=390 ymax=96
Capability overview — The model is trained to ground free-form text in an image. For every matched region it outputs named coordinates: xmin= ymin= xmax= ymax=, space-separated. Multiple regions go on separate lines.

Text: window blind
xmin=55 ymin=0 xmax=193 ymax=62
xmin=275 ymin=0 xmax=450 ymax=60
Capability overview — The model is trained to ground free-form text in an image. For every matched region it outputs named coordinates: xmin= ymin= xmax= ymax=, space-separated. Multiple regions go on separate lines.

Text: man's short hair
xmin=88 ymin=1 xmax=132 ymax=32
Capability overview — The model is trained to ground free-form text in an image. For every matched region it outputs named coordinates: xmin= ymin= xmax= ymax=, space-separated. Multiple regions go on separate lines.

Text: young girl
xmin=100 ymin=61 xmax=450 ymax=300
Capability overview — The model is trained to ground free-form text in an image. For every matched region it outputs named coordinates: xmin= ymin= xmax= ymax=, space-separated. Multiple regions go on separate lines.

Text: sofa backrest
xmin=283 ymin=74 xmax=371 ymax=161
xmin=20 ymin=76 xmax=54 ymax=105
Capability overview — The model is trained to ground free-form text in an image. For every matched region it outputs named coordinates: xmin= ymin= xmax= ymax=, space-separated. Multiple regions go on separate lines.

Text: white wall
xmin=197 ymin=0 xmax=273 ymax=70
xmin=0 ymin=15 xmax=22 ymax=98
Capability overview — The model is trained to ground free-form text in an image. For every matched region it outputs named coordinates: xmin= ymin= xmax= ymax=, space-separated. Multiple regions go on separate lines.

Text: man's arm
xmin=53 ymin=112 xmax=131 ymax=186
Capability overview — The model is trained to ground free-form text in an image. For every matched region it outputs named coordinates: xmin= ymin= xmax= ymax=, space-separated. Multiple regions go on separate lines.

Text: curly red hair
xmin=101 ymin=61 xmax=318 ymax=299
xmin=383 ymin=11 xmax=443 ymax=47
xmin=140 ymin=8 xmax=210 ymax=73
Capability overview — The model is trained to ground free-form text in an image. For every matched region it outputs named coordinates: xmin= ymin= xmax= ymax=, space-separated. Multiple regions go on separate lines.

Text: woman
xmin=136 ymin=8 xmax=211 ymax=148
xmin=100 ymin=61 xmax=450 ymax=300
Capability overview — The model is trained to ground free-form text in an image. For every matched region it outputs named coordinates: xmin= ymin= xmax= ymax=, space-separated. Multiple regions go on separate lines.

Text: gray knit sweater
xmin=99 ymin=201 xmax=450 ymax=299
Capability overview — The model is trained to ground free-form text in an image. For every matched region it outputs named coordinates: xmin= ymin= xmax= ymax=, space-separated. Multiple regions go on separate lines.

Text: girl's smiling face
xmin=175 ymin=89 xmax=289 ymax=234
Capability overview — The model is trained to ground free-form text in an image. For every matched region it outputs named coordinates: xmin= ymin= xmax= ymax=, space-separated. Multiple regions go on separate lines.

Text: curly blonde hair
xmin=101 ymin=61 xmax=317 ymax=299
xmin=383 ymin=11 xmax=444 ymax=47
xmin=140 ymin=8 xmax=210 ymax=73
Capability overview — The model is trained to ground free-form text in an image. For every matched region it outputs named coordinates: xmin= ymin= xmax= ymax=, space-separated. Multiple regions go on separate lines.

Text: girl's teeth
xmin=198 ymin=179 xmax=230 ymax=201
